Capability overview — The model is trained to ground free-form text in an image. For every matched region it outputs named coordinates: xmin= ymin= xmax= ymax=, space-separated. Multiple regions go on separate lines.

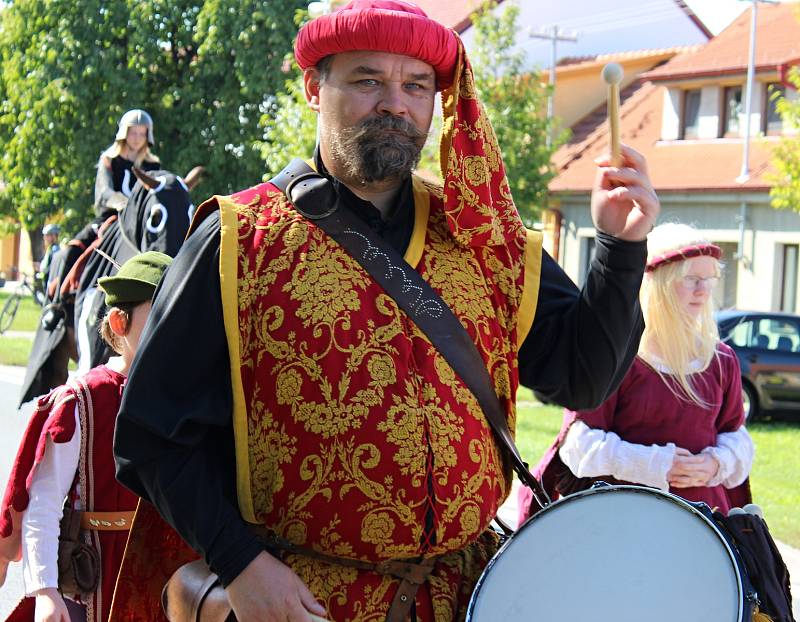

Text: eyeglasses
xmin=679 ymin=275 xmax=720 ymax=290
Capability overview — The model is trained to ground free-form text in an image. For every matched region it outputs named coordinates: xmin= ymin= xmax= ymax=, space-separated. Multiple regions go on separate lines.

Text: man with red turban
xmin=114 ymin=2 xmax=660 ymax=621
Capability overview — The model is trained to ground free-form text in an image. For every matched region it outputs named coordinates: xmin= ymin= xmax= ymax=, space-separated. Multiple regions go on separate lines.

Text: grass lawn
xmin=514 ymin=388 xmax=800 ymax=548
xmin=0 ymin=337 xmax=36 ymax=367
xmin=0 ymin=291 xmax=41 ymax=332
xmin=0 ymin=291 xmax=42 ymax=366
xmin=748 ymin=419 xmax=800 ymax=547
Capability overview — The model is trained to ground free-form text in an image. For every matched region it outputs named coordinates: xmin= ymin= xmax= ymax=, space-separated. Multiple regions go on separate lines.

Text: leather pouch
xmin=161 ymin=559 xmax=235 ymax=622
xmin=57 ymin=507 xmax=100 ymax=596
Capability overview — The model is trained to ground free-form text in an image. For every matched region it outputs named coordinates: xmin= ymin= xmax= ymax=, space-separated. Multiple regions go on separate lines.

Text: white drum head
xmin=468 ymin=486 xmax=742 ymax=622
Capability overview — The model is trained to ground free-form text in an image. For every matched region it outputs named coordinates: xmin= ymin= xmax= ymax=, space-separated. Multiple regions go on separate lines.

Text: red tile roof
xmin=644 ymin=3 xmax=800 ymax=81
xmin=549 ymin=81 xmax=775 ymax=194
xmin=555 ymin=46 xmax=702 ymax=73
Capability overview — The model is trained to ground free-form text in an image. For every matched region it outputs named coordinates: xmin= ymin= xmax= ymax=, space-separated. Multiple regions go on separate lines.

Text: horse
xmin=18 ymin=167 xmax=203 ymax=406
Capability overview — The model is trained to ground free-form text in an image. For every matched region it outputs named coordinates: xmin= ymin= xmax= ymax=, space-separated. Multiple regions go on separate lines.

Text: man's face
xmin=44 ymin=233 xmax=57 ymax=246
xmin=304 ymin=50 xmax=436 ymax=185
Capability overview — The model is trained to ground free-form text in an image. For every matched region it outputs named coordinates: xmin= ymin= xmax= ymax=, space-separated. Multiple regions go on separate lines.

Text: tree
xmin=468 ymin=0 xmax=565 ymax=225
xmin=257 ymin=11 xmax=318 ymax=180
xmin=0 ymin=0 xmax=307 ymax=243
xmin=770 ymin=69 xmax=800 ymax=212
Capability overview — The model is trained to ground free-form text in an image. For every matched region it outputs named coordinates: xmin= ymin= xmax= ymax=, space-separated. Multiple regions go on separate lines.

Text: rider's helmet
xmin=41 ymin=223 xmax=60 ymax=236
xmin=115 ymin=109 xmax=154 ymax=146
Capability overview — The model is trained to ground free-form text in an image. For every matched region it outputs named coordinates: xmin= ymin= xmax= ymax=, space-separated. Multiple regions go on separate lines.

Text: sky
xmin=467 ymin=0 xmax=762 ymax=70
xmin=685 ymin=0 xmax=751 ymax=34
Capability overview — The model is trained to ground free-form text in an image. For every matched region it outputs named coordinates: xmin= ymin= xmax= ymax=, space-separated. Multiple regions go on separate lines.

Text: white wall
xmin=662 ymin=88 xmax=681 ymax=140
xmin=698 ymin=85 xmax=721 ymax=137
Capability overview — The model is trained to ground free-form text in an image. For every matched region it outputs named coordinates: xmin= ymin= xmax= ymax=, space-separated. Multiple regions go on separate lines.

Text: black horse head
xmin=114 ymin=168 xmax=195 ymax=262
xmin=75 ymin=168 xmax=200 ymax=371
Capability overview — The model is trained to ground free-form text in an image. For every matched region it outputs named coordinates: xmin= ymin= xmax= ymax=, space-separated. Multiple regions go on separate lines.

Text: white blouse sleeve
xmin=558 ymin=420 xmax=677 ymax=490
xmin=702 ymin=427 xmax=754 ymax=488
xmin=21 ymin=409 xmax=81 ymax=596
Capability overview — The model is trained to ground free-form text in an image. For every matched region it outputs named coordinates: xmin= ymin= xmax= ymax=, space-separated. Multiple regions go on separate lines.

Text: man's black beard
xmin=333 ymin=115 xmax=426 ymax=184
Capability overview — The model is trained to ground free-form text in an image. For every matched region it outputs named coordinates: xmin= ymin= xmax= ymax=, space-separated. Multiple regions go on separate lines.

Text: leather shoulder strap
xmin=270 ymin=159 xmax=551 ymax=511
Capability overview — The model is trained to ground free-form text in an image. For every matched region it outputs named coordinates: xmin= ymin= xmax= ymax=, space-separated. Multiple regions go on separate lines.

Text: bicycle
xmin=0 ymin=273 xmax=46 ymax=334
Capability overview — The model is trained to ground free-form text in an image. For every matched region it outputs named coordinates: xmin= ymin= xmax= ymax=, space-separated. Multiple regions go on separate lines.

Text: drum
xmin=467 ymin=485 xmax=749 ymax=621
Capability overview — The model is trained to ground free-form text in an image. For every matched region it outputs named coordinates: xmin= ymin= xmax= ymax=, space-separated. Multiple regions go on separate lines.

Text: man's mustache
xmin=348 ymin=115 xmax=426 ymax=143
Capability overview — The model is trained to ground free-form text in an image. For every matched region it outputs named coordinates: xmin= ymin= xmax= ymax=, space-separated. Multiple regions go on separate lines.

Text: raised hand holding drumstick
xmin=590 ymin=63 xmax=660 ymax=241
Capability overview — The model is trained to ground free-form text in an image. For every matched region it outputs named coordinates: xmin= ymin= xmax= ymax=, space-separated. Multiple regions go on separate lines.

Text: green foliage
xmin=257 ymin=61 xmax=318 ymax=177
xmin=0 ymin=0 xmax=307 ymax=236
xmin=770 ymin=68 xmax=800 ymax=211
xmin=470 ymin=0 xmax=566 ymax=225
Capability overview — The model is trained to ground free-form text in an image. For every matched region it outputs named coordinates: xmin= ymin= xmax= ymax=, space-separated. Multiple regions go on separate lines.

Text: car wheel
xmin=742 ymin=381 xmax=759 ymax=423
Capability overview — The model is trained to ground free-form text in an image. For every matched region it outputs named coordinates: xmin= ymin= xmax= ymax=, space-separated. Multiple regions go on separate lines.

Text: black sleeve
xmin=518 ymin=232 xmax=646 ymax=410
xmin=113 ymin=210 xmax=263 ymax=587
xmin=94 ymin=157 xmax=115 ymax=212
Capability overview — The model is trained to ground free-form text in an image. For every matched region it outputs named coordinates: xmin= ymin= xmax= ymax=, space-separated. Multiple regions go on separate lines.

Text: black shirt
xmin=114 ymin=166 xmax=646 ymax=587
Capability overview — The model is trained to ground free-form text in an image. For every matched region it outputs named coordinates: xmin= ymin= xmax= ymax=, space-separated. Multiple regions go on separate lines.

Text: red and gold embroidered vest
xmin=216 ymin=175 xmax=541 ymax=620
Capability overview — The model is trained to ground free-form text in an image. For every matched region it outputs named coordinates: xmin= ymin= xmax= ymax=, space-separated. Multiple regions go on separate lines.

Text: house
xmin=413 ymin=0 xmax=712 ymax=68
xmin=550 ymin=2 xmax=800 ymax=312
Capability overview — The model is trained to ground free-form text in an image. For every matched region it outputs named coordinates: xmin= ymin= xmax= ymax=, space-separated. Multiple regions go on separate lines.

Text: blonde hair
xmin=99 ymin=304 xmax=133 ymax=355
xmin=103 ymin=139 xmax=160 ymax=168
xmin=640 ymin=223 xmax=721 ymax=406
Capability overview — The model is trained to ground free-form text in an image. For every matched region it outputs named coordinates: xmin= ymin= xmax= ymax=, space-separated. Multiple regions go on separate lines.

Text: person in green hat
xmin=96 ymin=251 xmax=172 ymax=376
xmin=0 ymin=251 xmax=171 ymax=622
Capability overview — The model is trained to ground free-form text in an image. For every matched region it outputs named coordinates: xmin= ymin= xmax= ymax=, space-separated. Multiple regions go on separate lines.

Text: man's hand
xmin=34 ymin=588 xmax=70 ymax=622
xmin=590 ymin=144 xmax=660 ymax=241
xmin=667 ymin=448 xmax=720 ymax=488
xmin=225 ymin=551 xmax=329 ymax=622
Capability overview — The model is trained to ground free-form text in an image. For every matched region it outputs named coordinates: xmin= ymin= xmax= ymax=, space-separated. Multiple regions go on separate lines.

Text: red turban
xmin=295 ymin=0 xmax=459 ymax=89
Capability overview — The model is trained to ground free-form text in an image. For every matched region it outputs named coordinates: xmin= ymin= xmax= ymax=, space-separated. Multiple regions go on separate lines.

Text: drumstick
xmin=601 ymin=62 xmax=624 ymax=167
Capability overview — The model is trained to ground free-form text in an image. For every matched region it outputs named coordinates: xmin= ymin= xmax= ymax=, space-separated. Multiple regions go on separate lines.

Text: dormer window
xmin=680 ymin=89 xmax=701 ymax=139
xmin=763 ymin=82 xmax=785 ymax=135
xmin=721 ymin=85 xmax=743 ymax=136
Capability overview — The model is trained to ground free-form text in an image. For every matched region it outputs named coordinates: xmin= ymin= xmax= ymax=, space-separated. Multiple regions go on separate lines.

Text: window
xmin=763 ymin=82 xmax=785 ymax=135
xmin=680 ymin=89 xmax=701 ymax=139
xmin=726 ymin=317 xmax=800 ymax=351
xmin=722 ymin=86 xmax=743 ymax=136
xmin=781 ymin=244 xmax=798 ymax=313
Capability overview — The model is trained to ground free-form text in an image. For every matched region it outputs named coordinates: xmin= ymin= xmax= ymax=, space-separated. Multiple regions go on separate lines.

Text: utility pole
xmin=530 ymin=26 xmax=578 ymax=146
xmin=735 ymin=0 xmax=776 ymax=269
xmin=737 ymin=0 xmax=777 ymax=183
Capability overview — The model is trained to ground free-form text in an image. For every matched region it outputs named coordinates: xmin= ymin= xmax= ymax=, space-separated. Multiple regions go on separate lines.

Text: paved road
xmin=1 ymin=364 xmax=797 ymax=618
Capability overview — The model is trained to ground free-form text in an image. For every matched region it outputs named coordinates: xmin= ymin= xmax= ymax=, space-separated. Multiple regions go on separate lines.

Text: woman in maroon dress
xmin=519 ymin=223 xmax=753 ymax=523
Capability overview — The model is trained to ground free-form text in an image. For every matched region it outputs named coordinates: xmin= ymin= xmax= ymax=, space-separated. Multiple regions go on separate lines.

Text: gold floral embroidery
xmin=362 ymin=511 xmax=395 ymax=545
xmin=226 ymin=171 xmax=529 ymax=617
xmin=463 ymin=155 xmax=489 ymax=187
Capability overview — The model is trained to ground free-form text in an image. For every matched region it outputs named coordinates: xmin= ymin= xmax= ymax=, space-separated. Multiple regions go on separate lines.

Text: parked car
xmin=716 ymin=310 xmax=800 ymax=421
